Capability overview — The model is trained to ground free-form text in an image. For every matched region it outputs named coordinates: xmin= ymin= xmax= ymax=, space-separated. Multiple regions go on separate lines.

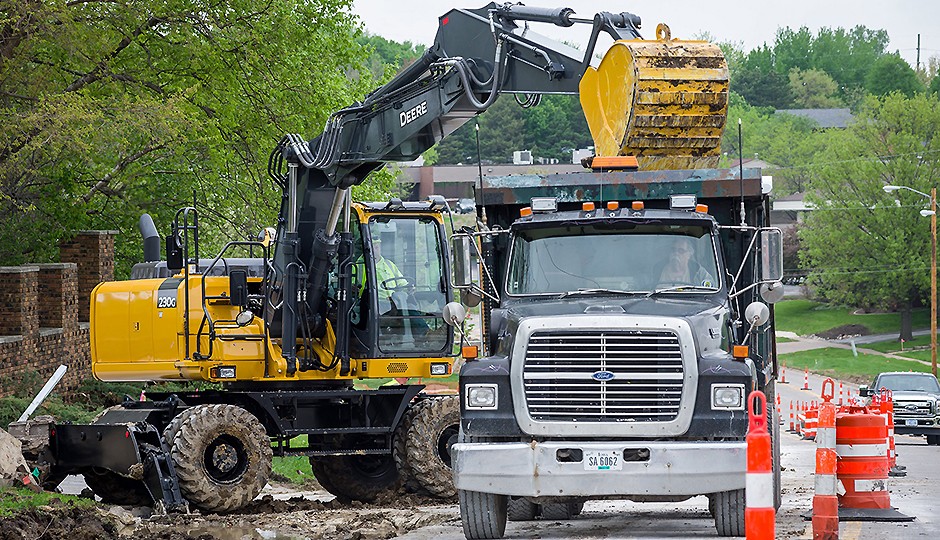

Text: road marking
xmin=843 ymin=520 xmax=862 ymax=539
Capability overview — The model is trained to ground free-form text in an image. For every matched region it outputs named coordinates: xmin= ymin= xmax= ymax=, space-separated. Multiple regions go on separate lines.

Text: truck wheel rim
xmin=437 ymin=425 xmax=459 ymax=468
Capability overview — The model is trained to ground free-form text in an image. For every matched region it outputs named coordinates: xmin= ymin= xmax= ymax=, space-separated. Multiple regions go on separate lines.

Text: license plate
xmin=905 ymin=419 xmax=918 ymax=427
xmin=584 ymin=450 xmax=622 ymax=471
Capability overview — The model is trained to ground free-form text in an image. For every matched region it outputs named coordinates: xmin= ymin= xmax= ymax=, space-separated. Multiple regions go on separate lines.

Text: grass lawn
xmin=864 ymin=334 xmax=937 ymax=354
xmin=776 ymin=336 xmax=795 ymax=343
xmin=774 ymin=300 xmax=929 ymax=336
xmin=271 ymin=435 xmax=315 ymax=485
xmin=778 ymin=347 xmax=931 ymax=384
xmin=0 ymin=487 xmax=95 ymax=517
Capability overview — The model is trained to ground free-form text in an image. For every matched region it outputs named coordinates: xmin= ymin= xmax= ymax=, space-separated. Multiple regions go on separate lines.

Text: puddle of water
xmin=178 ymin=525 xmax=306 ymax=540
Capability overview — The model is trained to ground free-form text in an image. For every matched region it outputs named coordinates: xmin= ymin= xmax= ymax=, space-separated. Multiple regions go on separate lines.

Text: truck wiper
xmin=646 ymin=285 xmax=720 ymax=297
xmin=558 ymin=288 xmax=644 ymax=298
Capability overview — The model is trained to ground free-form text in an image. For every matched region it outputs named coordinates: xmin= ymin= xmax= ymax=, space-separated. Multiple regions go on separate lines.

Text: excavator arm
xmin=265 ymin=2 xmax=729 ymax=375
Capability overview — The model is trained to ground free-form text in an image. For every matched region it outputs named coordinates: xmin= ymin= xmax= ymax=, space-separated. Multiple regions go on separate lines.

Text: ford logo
xmin=592 ymin=370 xmax=615 ymax=382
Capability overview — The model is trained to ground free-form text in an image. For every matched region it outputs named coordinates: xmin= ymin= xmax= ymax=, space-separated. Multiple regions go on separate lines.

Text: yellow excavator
xmin=20 ymin=2 xmax=729 ymax=513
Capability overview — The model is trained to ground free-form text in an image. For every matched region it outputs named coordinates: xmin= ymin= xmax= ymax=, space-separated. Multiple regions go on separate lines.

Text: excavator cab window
xmin=363 ymin=216 xmax=449 ymax=355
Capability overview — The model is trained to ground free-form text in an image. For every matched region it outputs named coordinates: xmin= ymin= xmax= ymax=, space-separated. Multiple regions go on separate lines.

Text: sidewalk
xmin=776 ymin=330 xmax=933 ymax=368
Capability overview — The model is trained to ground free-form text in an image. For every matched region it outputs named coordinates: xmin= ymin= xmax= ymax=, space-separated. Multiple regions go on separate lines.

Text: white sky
xmin=352 ymin=1 xmax=939 ymax=70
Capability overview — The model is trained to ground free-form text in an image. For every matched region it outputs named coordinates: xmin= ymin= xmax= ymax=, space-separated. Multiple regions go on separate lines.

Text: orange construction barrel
xmin=836 ymin=406 xmax=890 ymax=509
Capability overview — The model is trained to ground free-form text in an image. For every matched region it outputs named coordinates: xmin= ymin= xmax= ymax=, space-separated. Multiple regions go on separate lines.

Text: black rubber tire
xmin=458 ymin=431 xmax=507 ymax=540
xmin=393 ymin=401 xmax=428 ymax=495
xmin=712 ymin=489 xmax=745 ymax=537
xmin=405 ymin=395 xmax=460 ymax=498
xmin=507 ymin=497 xmax=538 ymax=521
xmin=927 ymin=434 xmax=940 ymax=446
xmin=568 ymin=501 xmax=585 ymax=516
xmin=307 ymin=452 xmax=400 ymax=502
xmin=82 ymin=469 xmax=151 ymax=506
xmin=162 ymin=407 xmax=197 ymax=447
xmin=539 ymin=502 xmax=574 ymax=520
xmin=765 ymin=383 xmax=782 ymax=510
xmin=170 ymin=404 xmax=272 ymax=513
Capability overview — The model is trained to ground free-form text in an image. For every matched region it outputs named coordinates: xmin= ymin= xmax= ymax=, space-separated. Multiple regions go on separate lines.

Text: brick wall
xmin=0 ymin=232 xmax=116 ymax=398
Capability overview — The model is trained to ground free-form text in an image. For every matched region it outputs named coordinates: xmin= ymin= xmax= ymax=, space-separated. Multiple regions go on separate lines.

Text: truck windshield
xmin=506 ymin=224 xmax=720 ymax=295
xmin=876 ymin=374 xmax=940 ymax=393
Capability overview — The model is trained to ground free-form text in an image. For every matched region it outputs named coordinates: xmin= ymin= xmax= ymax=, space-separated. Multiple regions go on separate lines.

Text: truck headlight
xmin=466 ymin=384 xmax=498 ymax=410
xmin=711 ymin=384 xmax=745 ymax=410
xmin=430 ymin=363 xmax=449 ymax=376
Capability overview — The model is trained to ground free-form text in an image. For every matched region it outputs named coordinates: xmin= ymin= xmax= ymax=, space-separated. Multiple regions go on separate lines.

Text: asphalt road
xmin=397 ymin=373 xmax=939 ymax=539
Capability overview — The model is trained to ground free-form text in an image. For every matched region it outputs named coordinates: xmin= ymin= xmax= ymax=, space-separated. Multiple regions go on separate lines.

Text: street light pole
xmin=932 ymin=187 xmax=937 ymax=378
xmin=884 ymin=184 xmax=938 ymax=377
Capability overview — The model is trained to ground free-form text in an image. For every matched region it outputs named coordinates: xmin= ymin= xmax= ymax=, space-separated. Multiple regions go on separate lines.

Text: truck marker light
xmin=631 ymin=201 xmax=644 ymax=211
xmin=696 ymin=204 xmax=709 ymax=214
xmin=462 ymin=345 xmax=478 ymax=359
xmin=733 ymin=345 xmax=749 ymax=359
xmin=582 ymin=202 xmax=595 ymax=212
xmin=520 ymin=207 xmax=533 ymax=217
xmin=607 ymin=201 xmax=619 ymax=211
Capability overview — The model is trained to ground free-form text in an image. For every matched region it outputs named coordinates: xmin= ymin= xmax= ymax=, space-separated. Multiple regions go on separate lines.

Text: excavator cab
xmin=342 ymin=203 xmax=453 ymax=359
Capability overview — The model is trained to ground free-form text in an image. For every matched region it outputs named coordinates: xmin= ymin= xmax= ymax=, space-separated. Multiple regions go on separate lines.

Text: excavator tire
xmin=169 ymin=404 xmax=271 ymax=513
xmin=82 ymin=405 xmax=151 ymax=506
xmin=162 ymin=406 xmax=197 ymax=446
xmin=393 ymin=403 xmax=429 ymax=495
xmin=307 ymin=452 xmax=400 ymax=502
xmin=405 ymin=395 xmax=460 ymax=498
xmin=507 ymin=497 xmax=538 ymax=521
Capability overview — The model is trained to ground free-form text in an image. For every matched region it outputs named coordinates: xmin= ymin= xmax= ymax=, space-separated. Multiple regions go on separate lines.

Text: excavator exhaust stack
xmin=581 ymin=24 xmax=730 ymax=171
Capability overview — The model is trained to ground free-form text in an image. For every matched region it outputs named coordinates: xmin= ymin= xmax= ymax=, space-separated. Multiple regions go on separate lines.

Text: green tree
xmin=800 ymin=93 xmax=940 ymax=339
xmin=866 ymin=54 xmax=925 ymax=97
xmin=788 ymin=68 xmax=843 ymax=108
xmin=732 ymin=46 xmax=792 ymax=108
xmin=812 ymin=26 xmax=889 ymax=96
xmin=930 ymin=75 xmax=940 ymax=96
xmin=0 ymin=0 xmax=375 ymax=277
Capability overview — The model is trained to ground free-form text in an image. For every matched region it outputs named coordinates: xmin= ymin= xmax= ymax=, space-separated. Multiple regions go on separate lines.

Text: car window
xmin=875 ymin=374 xmax=940 ymax=393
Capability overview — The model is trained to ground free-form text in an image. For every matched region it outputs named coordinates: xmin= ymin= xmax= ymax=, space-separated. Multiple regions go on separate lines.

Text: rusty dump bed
xmin=581 ymin=25 xmax=730 ymax=171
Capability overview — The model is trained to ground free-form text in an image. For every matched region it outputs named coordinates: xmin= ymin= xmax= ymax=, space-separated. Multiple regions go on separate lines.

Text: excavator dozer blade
xmin=580 ymin=24 xmax=729 ymax=171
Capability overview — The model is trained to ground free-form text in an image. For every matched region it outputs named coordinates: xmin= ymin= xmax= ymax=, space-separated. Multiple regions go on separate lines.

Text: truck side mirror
xmin=760 ymin=228 xmax=783 ymax=282
xmin=858 ymin=385 xmax=870 ymax=397
xmin=452 ymin=235 xmax=476 ymax=288
xmin=229 ymin=269 xmax=249 ymax=307
xmin=166 ymin=233 xmax=184 ymax=272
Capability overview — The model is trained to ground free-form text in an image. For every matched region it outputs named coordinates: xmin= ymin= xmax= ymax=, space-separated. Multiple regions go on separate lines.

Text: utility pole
xmin=917 ymin=33 xmax=921 ymax=73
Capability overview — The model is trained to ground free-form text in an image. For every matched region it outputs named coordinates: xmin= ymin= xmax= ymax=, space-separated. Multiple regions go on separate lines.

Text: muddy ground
xmin=0 ymin=484 xmax=457 ymax=540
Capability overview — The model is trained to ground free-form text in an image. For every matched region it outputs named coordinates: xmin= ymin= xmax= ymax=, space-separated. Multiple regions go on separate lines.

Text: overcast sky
xmin=351 ymin=1 xmax=938 ymax=70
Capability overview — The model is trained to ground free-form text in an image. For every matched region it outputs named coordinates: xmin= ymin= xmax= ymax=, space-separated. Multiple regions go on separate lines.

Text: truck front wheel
xmin=711 ymin=489 xmax=745 ymax=536
xmin=170 ymin=404 xmax=272 ymax=513
xmin=458 ymin=431 xmax=507 ymax=539
xmin=927 ymin=434 xmax=940 ymax=446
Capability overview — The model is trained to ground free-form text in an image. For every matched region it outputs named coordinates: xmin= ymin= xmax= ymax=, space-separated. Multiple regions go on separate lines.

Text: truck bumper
xmin=452 ymin=440 xmax=745 ymax=497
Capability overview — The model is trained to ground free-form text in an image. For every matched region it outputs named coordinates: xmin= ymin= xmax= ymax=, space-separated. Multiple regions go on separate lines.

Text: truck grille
xmin=523 ymin=330 xmax=684 ymax=422
xmin=893 ymin=400 xmax=933 ymax=418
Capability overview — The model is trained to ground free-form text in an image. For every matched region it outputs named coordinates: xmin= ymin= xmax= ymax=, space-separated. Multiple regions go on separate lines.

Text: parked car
xmin=861 ymin=372 xmax=940 ymax=445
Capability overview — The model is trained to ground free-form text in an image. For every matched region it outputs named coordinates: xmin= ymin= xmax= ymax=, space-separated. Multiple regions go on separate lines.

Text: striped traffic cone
xmin=788 ymin=401 xmax=796 ymax=433
xmin=779 ymin=362 xmax=788 ymax=384
xmin=745 ymin=390 xmax=774 ymax=540
xmin=812 ymin=378 xmax=839 ymax=540
xmin=802 ymin=369 xmax=811 ymax=390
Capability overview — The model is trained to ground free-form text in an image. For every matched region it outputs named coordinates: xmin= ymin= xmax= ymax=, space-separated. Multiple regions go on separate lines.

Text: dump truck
xmin=448 ymin=166 xmax=784 ymax=539
xmin=11 ymin=2 xmax=737 ymax=513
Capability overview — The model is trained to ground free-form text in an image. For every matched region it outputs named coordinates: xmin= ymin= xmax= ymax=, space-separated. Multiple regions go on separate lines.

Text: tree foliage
xmin=788 ymin=68 xmax=843 ymax=108
xmin=800 ymin=93 xmax=940 ymax=323
xmin=0 ymin=0 xmax=375 ymax=276
xmin=866 ymin=54 xmax=926 ymax=97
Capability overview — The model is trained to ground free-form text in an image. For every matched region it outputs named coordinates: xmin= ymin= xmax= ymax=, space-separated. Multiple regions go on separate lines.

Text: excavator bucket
xmin=580 ymin=24 xmax=729 ymax=171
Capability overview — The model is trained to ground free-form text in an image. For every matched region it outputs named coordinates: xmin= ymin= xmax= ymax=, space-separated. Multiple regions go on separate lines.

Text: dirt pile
xmin=0 ymin=506 xmax=117 ymax=540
